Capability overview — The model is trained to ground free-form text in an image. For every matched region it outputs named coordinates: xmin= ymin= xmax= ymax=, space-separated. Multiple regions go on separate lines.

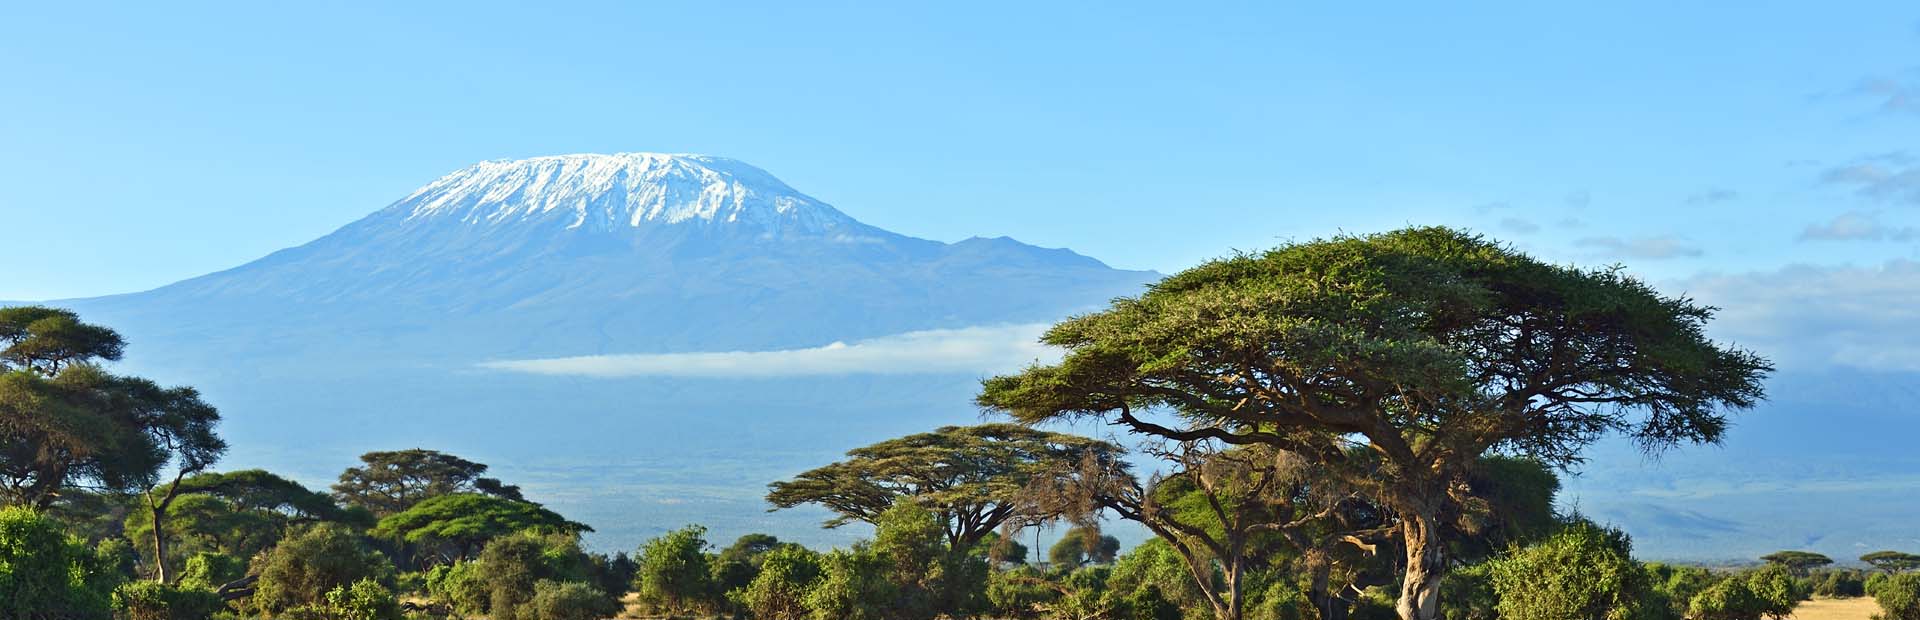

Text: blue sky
xmin=2 ymin=1 xmax=1918 ymax=300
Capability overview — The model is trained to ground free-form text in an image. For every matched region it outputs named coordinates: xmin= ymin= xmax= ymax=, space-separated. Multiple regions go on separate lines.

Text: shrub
xmin=1646 ymin=563 xmax=1719 ymax=620
xmin=804 ymin=546 xmax=895 ymax=620
xmin=527 ymin=580 xmax=620 ymax=620
xmin=985 ymin=565 xmax=1055 ymax=620
xmin=250 ymin=523 xmax=392 ymax=614
xmin=1874 ymin=572 xmax=1920 ymax=620
xmin=1488 ymin=521 xmax=1656 ymax=620
xmin=112 ymin=581 xmax=226 ymax=620
xmin=177 ymin=552 xmax=244 ymax=590
xmin=478 ymin=534 xmax=548 ymax=620
xmin=0 ymin=506 xmax=115 ymax=618
xmin=1441 ymin=562 xmax=1498 ymax=620
xmin=425 ymin=561 xmax=488 ymax=614
xmin=323 ymin=578 xmax=401 ymax=620
xmin=633 ymin=524 xmax=715 ymax=614
xmin=1689 ymin=565 xmax=1800 ymax=620
xmin=1247 ymin=578 xmax=1309 ymax=620
xmin=736 ymin=544 xmax=823 ymax=620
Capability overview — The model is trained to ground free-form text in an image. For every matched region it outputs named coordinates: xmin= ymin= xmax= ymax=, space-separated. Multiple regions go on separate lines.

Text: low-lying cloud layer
xmin=481 ymin=324 xmax=1056 ymax=378
xmin=1683 ymin=260 xmax=1920 ymax=372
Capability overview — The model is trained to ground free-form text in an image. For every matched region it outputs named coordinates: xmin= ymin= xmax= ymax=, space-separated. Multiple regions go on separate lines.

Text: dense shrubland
xmin=6 ymin=228 xmax=1911 ymax=620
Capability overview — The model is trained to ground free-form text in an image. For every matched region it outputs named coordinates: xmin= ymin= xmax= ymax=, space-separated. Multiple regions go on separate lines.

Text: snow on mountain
xmin=394 ymin=153 xmax=867 ymax=238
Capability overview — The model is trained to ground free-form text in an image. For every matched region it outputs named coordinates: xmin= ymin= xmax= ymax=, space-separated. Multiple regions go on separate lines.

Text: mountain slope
xmin=68 ymin=153 xmax=1152 ymax=366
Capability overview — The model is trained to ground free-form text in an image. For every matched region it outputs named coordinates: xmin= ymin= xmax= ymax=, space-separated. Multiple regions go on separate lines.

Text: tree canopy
xmin=1863 ymin=551 xmax=1920 ymax=574
xmin=371 ymin=493 xmax=584 ymax=563
xmin=978 ymin=227 xmax=1770 ymax=620
xmin=1760 ymin=551 xmax=1833 ymax=575
xmin=767 ymin=423 xmax=1122 ymax=550
xmin=332 ymin=449 xmax=523 ymax=517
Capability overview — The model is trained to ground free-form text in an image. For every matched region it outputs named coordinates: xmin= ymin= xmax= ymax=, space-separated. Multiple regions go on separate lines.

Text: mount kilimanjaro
xmin=49 ymin=153 xmax=1157 ymax=548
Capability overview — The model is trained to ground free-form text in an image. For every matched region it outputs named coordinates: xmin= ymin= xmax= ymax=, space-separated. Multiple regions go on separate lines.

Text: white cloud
xmin=1799 ymin=211 xmax=1918 ymax=241
xmin=1682 ymin=260 xmax=1920 ymax=371
xmin=480 ymin=324 xmax=1057 ymax=378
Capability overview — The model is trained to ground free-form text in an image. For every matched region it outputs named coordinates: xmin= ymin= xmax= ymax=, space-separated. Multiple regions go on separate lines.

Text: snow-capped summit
xmin=392 ymin=152 xmax=862 ymax=236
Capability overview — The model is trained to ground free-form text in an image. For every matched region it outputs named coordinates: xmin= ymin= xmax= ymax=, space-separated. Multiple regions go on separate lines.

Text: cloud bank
xmin=1683 ymin=260 xmax=1920 ymax=372
xmin=481 ymin=324 xmax=1057 ymax=378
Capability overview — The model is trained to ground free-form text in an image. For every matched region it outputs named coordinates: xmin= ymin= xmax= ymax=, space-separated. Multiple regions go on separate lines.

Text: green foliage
xmin=332 ymin=449 xmax=523 ymax=518
xmin=1812 ymin=569 xmax=1867 ymax=598
xmin=633 ymin=524 xmax=715 ymax=614
xmin=804 ymin=546 xmax=895 ymax=620
xmin=985 ymin=565 xmax=1056 ymax=619
xmin=735 ymin=544 xmax=824 ymax=620
xmin=321 ymin=578 xmax=402 ymax=620
xmin=711 ymin=533 xmax=782 ymax=601
xmin=1441 ymin=562 xmax=1498 ymax=620
xmin=424 ymin=561 xmax=488 ymax=614
xmin=1105 ymin=538 xmax=1210 ymax=615
xmin=1865 ymin=552 xmax=1920 ymax=574
xmin=177 ymin=551 xmax=244 ymax=590
xmin=372 ymin=493 xmax=584 ymax=562
xmin=768 ymin=424 xmax=1123 ymax=551
xmin=1760 ymin=551 xmax=1833 ymax=574
xmin=1873 ymin=572 xmax=1920 ymax=620
xmin=1687 ymin=565 xmax=1800 ymax=620
xmin=1247 ymin=578 xmax=1309 ymax=620
xmin=112 ymin=581 xmax=225 ymax=620
xmin=476 ymin=534 xmax=547 ymax=620
xmin=1048 ymin=525 xmax=1120 ymax=568
xmin=0 ymin=506 xmax=115 ymax=619
xmin=527 ymin=580 xmax=619 ymax=620
xmin=1645 ymin=562 xmax=1719 ymax=620
xmin=1487 ymin=521 xmax=1656 ymax=620
xmin=250 ymin=523 xmax=392 ymax=614
xmin=1123 ymin=583 xmax=1184 ymax=620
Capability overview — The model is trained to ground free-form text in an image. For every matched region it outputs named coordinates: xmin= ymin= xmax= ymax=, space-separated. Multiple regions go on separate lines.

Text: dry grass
xmin=1790 ymin=596 xmax=1880 ymax=620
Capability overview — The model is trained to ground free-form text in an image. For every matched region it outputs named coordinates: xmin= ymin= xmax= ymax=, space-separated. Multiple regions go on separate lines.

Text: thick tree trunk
xmin=1396 ymin=511 xmax=1444 ymax=620
xmin=1306 ymin=558 xmax=1352 ymax=620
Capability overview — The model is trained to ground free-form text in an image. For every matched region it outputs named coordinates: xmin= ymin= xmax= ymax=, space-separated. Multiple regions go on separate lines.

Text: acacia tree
xmin=978 ymin=227 xmax=1770 ymax=620
xmin=372 ymin=493 xmax=585 ymax=563
xmin=1761 ymin=551 xmax=1833 ymax=576
xmin=1864 ymin=551 xmax=1920 ymax=574
xmin=1 ymin=307 xmax=226 ymax=514
xmin=332 ymin=448 xmax=523 ymax=517
xmin=127 ymin=469 xmax=347 ymax=583
xmin=767 ymin=424 xmax=1122 ymax=551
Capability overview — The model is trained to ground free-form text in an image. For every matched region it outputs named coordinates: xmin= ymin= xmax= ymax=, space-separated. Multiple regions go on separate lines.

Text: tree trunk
xmin=1396 ymin=511 xmax=1444 ymax=620
xmin=151 ymin=505 xmax=172 ymax=583
xmin=1307 ymin=557 xmax=1352 ymax=620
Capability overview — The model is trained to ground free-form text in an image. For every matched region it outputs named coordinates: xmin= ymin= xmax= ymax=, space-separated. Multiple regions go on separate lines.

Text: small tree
xmin=1048 ymin=525 xmax=1121 ymax=569
xmin=634 ymin=524 xmax=715 ymax=614
xmin=1761 ymin=551 xmax=1833 ymax=577
xmin=805 ymin=546 xmax=895 ymax=620
xmin=768 ymin=424 xmax=1123 ymax=551
xmin=1689 ymin=565 xmax=1799 ymax=620
xmin=1487 ymin=521 xmax=1655 ymax=620
xmin=528 ymin=580 xmax=620 ymax=620
xmin=1865 ymin=552 xmax=1920 ymax=575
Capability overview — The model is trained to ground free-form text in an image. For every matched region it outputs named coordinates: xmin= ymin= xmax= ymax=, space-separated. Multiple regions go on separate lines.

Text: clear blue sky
xmin=4 ymin=1 xmax=1918 ymax=300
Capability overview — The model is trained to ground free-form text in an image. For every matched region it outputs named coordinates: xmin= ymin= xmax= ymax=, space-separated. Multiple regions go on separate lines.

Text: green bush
xmin=1441 ymin=562 xmax=1498 ymax=620
xmin=1488 ymin=521 xmax=1656 ymax=620
xmin=985 ymin=565 xmax=1055 ymax=620
xmin=249 ymin=523 xmax=393 ymax=614
xmin=177 ymin=552 xmax=244 ymax=590
xmin=804 ymin=546 xmax=895 ymax=620
xmin=425 ymin=561 xmax=488 ymax=614
xmin=1247 ymin=578 xmax=1309 ymax=620
xmin=112 ymin=581 xmax=226 ymax=620
xmin=633 ymin=524 xmax=715 ymax=614
xmin=0 ymin=506 xmax=115 ymax=619
xmin=1646 ymin=563 xmax=1719 ymax=620
xmin=527 ymin=580 xmax=620 ymax=620
xmin=322 ymin=578 xmax=401 ymax=620
xmin=1688 ymin=565 xmax=1800 ymax=620
xmin=735 ymin=544 xmax=823 ymax=620
xmin=1874 ymin=572 xmax=1920 ymax=620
